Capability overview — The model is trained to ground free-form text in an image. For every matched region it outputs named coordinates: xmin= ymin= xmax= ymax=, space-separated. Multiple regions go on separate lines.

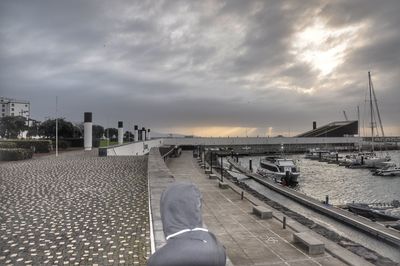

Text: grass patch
xmin=99 ymin=140 xmax=119 ymax=147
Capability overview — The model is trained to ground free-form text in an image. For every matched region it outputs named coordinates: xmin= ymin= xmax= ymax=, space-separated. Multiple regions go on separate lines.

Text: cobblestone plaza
xmin=0 ymin=151 xmax=150 ymax=265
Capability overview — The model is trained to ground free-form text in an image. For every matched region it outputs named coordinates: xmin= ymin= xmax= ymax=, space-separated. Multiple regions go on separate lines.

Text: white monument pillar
xmin=147 ymin=129 xmax=151 ymax=140
xmin=141 ymin=127 xmax=146 ymax=141
xmin=118 ymin=121 xmax=123 ymax=145
xmin=134 ymin=125 xmax=138 ymax=142
xmin=84 ymin=112 xmax=92 ymax=151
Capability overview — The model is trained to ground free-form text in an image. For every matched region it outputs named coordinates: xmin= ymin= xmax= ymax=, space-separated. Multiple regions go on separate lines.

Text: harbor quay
xmin=148 ymin=148 xmax=378 ymax=266
xmin=0 ymin=150 xmax=150 ymax=265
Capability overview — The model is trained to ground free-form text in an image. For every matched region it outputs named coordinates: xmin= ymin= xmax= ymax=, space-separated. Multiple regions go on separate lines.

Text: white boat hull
xmin=375 ymin=169 xmax=400 ymax=176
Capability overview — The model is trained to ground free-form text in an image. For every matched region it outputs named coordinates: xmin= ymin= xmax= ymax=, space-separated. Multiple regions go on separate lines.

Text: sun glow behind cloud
xmin=292 ymin=19 xmax=363 ymax=76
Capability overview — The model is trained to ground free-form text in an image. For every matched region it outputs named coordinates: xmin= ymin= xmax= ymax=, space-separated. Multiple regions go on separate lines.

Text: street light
xmin=55 ymin=96 xmax=58 ymax=157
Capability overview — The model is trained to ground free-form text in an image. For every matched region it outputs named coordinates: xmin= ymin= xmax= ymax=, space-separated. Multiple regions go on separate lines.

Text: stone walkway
xmin=0 ymin=150 xmax=150 ymax=265
xmin=166 ymin=151 xmax=347 ymax=266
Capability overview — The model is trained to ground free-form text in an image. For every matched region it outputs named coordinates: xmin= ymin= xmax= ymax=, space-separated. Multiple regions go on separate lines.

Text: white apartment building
xmin=0 ymin=97 xmax=30 ymax=119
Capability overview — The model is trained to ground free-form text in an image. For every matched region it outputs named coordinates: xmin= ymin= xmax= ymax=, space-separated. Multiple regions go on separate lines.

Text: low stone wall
xmin=101 ymin=139 xmax=163 ymax=156
xmin=147 ymin=147 xmax=175 ymax=251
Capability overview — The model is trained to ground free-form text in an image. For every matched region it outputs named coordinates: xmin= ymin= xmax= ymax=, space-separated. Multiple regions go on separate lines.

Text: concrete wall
xmin=106 ymin=139 xmax=164 ymax=156
xmin=147 ymin=148 xmax=175 ymax=251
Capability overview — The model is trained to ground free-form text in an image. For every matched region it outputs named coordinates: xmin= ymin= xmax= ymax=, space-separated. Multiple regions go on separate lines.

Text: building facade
xmin=0 ymin=97 xmax=30 ymax=119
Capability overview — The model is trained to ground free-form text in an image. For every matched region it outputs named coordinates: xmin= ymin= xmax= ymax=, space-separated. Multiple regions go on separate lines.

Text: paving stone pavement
xmin=0 ymin=150 xmax=150 ymax=265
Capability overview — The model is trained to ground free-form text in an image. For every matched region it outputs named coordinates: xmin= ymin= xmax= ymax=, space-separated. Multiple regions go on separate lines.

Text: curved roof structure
xmin=297 ymin=121 xmax=358 ymax=137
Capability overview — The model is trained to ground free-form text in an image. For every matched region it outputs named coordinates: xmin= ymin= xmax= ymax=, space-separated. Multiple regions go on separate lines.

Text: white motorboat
xmin=354 ymin=152 xmax=391 ymax=168
xmin=338 ymin=153 xmax=358 ymax=166
xmin=257 ymin=156 xmax=300 ymax=185
xmin=374 ymin=162 xmax=400 ymax=176
xmin=304 ymin=148 xmax=331 ymax=160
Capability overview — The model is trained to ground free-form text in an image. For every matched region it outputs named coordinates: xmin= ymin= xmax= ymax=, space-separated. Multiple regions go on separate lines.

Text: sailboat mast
xmin=370 ymin=79 xmax=385 ymax=137
xmin=357 ymin=106 xmax=360 ymax=135
xmin=357 ymin=105 xmax=361 ymax=151
xmin=368 ymin=71 xmax=374 ymax=152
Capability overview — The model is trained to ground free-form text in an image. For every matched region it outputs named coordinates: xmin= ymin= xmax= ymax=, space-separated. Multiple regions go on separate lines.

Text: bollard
xmin=361 ymin=156 xmax=364 ymax=165
xmin=283 ymin=216 xmax=286 ymax=229
xmin=336 ymin=153 xmax=339 ymax=162
xmin=319 ymin=152 xmax=322 ymax=160
xmin=249 ymin=159 xmax=252 ymax=172
xmin=241 ymin=191 xmax=244 ymax=200
xmin=325 ymin=195 xmax=329 ymax=205
xmin=220 ymin=156 xmax=224 ymax=182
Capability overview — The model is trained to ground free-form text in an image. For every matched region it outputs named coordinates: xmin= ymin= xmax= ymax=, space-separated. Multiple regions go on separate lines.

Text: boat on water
xmin=257 ymin=156 xmax=300 ymax=186
xmin=347 ymin=200 xmax=400 ymax=221
xmin=304 ymin=148 xmax=331 ymax=160
xmin=373 ymin=162 xmax=400 ymax=176
xmin=338 ymin=153 xmax=359 ymax=166
xmin=346 ymin=152 xmax=391 ymax=168
xmin=347 ymin=72 xmax=391 ymax=168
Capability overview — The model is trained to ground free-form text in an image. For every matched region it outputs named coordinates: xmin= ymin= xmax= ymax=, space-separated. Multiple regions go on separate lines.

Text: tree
xmin=104 ymin=128 xmax=118 ymax=140
xmin=0 ymin=116 xmax=27 ymax=138
xmin=39 ymin=118 xmax=75 ymax=138
xmin=27 ymin=120 xmax=41 ymax=138
xmin=124 ymin=131 xmax=134 ymax=142
xmin=72 ymin=125 xmax=83 ymax=138
xmin=92 ymin=125 xmax=104 ymax=139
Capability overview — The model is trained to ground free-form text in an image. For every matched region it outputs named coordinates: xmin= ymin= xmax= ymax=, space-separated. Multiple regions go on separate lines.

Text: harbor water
xmin=238 ymin=150 xmax=400 ymax=205
xmin=235 ymin=150 xmax=400 ymax=262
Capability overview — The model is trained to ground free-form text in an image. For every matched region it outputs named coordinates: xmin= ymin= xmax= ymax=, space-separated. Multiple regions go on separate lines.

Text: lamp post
xmin=56 ymin=96 xmax=58 ymax=157
xmin=220 ymin=156 xmax=223 ymax=182
xmin=210 ymin=152 xmax=213 ymax=174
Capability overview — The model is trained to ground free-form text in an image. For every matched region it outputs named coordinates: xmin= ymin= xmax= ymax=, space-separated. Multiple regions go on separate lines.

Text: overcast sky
xmin=1 ymin=0 xmax=399 ymax=136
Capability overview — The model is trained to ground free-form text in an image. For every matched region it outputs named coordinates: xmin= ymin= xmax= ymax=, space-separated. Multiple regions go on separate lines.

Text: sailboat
xmin=350 ymin=72 xmax=391 ymax=168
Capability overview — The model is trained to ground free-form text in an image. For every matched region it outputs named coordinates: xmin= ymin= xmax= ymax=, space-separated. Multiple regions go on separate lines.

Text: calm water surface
xmin=238 ymin=150 xmax=400 ymax=205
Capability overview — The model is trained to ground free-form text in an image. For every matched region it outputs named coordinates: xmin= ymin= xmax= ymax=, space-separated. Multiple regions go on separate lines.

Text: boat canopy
xmin=276 ymin=159 xmax=295 ymax=167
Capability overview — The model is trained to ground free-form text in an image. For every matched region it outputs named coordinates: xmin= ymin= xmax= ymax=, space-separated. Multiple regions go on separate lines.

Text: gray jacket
xmin=148 ymin=182 xmax=226 ymax=266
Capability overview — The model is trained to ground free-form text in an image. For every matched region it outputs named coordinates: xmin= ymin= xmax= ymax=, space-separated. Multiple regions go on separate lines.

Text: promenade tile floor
xmin=0 ymin=150 xmax=150 ymax=265
xmin=167 ymin=151 xmax=347 ymax=266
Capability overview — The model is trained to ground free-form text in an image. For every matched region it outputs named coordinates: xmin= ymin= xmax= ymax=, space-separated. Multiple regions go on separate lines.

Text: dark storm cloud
xmin=0 ymin=0 xmax=399 ymax=135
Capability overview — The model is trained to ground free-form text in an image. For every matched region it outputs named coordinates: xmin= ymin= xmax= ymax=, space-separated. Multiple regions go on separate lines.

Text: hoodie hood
xmin=160 ymin=182 xmax=203 ymax=238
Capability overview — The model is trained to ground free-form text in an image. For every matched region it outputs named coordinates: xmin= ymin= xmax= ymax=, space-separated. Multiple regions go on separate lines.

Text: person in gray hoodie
xmin=148 ymin=182 xmax=226 ymax=266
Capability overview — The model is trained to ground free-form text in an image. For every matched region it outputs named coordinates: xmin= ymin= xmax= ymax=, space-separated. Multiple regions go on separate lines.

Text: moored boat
xmin=374 ymin=163 xmax=400 ymax=176
xmin=347 ymin=200 xmax=400 ymax=221
xmin=347 ymin=152 xmax=391 ymax=168
xmin=305 ymin=148 xmax=331 ymax=160
xmin=257 ymin=156 xmax=300 ymax=186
